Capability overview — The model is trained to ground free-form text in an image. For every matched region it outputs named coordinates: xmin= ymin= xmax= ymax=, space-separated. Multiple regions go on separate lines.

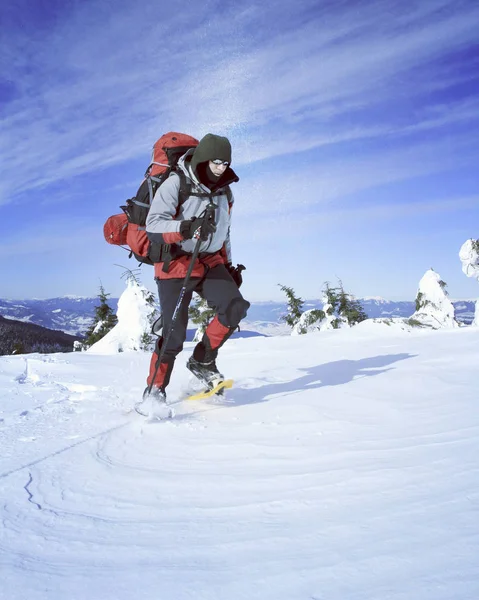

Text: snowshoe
xmin=187 ymin=379 xmax=234 ymax=401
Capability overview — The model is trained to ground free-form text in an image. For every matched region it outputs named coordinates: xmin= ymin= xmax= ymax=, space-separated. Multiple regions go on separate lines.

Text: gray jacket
xmin=146 ymin=150 xmax=234 ymax=261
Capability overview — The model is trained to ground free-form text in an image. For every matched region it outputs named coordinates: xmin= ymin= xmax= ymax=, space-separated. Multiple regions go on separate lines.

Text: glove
xmin=180 ymin=215 xmax=216 ymax=241
xmin=226 ymin=263 xmax=246 ymax=288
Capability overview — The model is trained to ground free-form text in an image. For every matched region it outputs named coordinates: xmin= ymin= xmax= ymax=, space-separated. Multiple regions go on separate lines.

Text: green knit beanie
xmin=190 ymin=133 xmax=232 ymax=176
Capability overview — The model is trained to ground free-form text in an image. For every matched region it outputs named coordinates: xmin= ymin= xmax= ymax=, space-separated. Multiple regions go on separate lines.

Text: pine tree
xmin=278 ymin=284 xmax=304 ymax=327
xmin=84 ymin=284 xmax=118 ymax=347
xmin=137 ymin=281 xmax=157 ymax=350
xmin=189 ymin=295 xmax=216 ymax=341
xmin=337 ymin=281 xmax=367 ymax=326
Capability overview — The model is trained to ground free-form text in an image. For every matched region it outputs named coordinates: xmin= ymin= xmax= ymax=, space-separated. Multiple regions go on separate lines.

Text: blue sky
xmin=1 ymin=0 xmax=479 ymax=302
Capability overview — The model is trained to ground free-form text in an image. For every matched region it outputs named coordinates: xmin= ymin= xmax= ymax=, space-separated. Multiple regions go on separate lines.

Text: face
xmin=208 ymin=160 xmax=229 ymax=177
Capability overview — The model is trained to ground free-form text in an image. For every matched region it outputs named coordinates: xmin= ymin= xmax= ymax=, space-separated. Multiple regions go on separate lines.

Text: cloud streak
xmin=1 ymin=0 xmax=479 ymax=205
xmin=233 ymin=129 xmax=479 ymax=220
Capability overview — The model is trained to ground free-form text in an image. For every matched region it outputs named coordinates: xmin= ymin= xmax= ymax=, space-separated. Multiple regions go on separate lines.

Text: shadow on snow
xmin=228 ymin=353 xmax=415 ymax=407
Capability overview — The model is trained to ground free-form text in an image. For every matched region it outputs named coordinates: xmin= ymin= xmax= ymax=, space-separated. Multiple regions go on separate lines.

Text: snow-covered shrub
xmin=292 ymin=308 xmax=325 ymax=335
xmin=410 ymin=269 xmax=458 ymax=329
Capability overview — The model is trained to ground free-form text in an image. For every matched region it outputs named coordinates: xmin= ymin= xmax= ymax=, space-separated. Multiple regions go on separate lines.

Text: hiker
xmin=136 ymin=133 xmax=250 ymax=411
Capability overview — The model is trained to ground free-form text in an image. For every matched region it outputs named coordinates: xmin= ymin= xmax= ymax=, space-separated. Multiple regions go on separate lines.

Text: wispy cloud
xmin=234 ymin=130 xmax=479 ymax=219
xmin=1 ymin=0 xmax=478 ymax=206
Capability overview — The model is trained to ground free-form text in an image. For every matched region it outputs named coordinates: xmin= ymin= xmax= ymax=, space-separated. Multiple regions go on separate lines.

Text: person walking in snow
xmin=135 ymin=133 xmax=249 ymax=414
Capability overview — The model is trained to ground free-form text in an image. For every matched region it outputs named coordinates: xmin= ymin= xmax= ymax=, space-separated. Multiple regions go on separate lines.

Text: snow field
xmin=1 ymin=325 xmax=478 ymax=599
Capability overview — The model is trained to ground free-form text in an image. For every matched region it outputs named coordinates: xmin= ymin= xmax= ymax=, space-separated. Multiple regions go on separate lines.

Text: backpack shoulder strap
xmin=175 ymin=169 xmax=233 ymax=208
xmin=176 ymin=169 xmax=193 ymax=207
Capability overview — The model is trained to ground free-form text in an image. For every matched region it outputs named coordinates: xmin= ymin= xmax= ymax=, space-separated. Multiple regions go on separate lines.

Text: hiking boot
xmin=186 ymin=356 xmax=224 ymax=388
xmin=135 ymin=386 xmax=171 ymax=419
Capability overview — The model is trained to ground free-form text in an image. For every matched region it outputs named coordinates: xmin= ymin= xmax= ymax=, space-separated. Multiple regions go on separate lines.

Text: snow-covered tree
xmin=459 ymin=239 xmax=479 ymax=327
xmin=459 ymin=239 xmax=479 ymax=279
xmin=409 ymin=269 xmax=458 ymax=329
xmin=83 ymin=284 xmax=118 ymax=347
xmin=189 ymin=295 xmax=215 ymax=342
xmin=87 ymin=274 xmax=159 ymax=353
xmin=278 ymin=284 xmax=304 ymax=327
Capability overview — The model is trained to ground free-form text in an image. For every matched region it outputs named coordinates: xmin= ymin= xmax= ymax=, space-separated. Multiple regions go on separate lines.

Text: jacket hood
xmin=179 ymin=149 xmax=239 ymax=192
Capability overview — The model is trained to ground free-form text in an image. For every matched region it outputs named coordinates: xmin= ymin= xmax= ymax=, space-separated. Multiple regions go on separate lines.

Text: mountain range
xmin=0 ymin=295 xmax=476 ymax=337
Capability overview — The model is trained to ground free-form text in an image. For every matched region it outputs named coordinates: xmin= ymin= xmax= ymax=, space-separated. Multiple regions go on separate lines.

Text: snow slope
xmin=1 ymin=324 xmax=478 ymax=600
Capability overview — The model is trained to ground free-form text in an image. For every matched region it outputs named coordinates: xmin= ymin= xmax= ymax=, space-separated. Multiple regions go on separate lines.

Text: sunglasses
xmin=211 ymin=159 xmax=230 ymax=166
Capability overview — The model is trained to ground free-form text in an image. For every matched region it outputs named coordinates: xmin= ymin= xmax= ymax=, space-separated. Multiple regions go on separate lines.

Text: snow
xmin=3 ymin=313 xmax=35 ymax=322
xmin=29 ymin=295 xmax=92 ymax=301
xmin=1 ymin=325 xmax=479 ymax=599
xmin=411 ymin=269 xmax=458 ymax=329
xmin=473 ymin=300 xmax=479 ymax=327
xmin=242 ymin=320 xmax=291 ymax=336
xmin=360 ymin=296 xmax=388 ymax=303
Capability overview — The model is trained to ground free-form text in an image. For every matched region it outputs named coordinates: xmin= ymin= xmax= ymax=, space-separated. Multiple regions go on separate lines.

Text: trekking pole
xmin=147 ymin=200 xmax=216 ymax=394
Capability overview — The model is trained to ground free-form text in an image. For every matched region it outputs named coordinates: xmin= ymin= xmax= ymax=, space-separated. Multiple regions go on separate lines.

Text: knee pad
xmin=224 ymin=297 xmax=250 ymax=329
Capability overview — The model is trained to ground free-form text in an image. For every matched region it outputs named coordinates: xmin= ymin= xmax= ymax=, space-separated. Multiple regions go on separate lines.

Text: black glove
xmin=226 ymin=263 xmax=246 ymax=288
xmin=180 ymin=215 xmax=216 ymax=242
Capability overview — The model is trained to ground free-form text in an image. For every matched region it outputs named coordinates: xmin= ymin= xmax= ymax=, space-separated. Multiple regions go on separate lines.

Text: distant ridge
xmin=0 ymin=296 xmax=476 ymax=338
xmin=0 ymin=315 xmax=81 ymax=356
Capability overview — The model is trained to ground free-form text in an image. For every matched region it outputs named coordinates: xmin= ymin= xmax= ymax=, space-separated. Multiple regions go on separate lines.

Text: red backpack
xmin=104 ymin=132 xmax=199 ymax=265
